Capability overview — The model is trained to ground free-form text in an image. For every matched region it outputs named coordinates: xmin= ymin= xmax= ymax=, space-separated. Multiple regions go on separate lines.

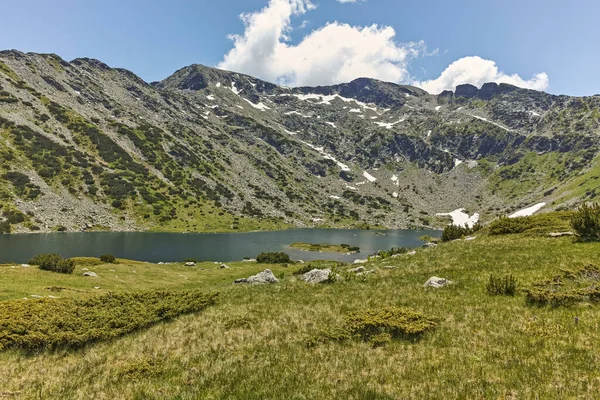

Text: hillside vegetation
xmin=0 ymin=50 xmax=599 ymax=233
xmin=0 ymin=212 xmax=599 ymax=398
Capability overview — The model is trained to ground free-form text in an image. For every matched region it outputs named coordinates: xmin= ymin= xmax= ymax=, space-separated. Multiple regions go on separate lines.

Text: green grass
xmin=1 ymin=217 xmax=600 ymax=398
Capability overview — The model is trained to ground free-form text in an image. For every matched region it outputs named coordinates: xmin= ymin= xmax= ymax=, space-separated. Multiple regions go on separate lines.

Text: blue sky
xmin=1 ymin=0 xmax=598 ymax=95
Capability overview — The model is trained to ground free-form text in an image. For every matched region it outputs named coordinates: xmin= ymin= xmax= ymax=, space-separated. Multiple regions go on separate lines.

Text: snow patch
xmin=330 ymin=195 xmax=341 ymax=199
xmin=349 ymin=108 xmax=361 ymax=113
xmin=454 ymin=159 xmax=463 ymax=167
xmin=391 ymin=174 xmax=399 ymax=186
xmin=216 ymin=82 xmax=221 ymax=88
xmin=393 ymin=192 xmax=399 ymax=198
xmin=285 ymin=110 xmax=310 ymax=118
xmin=374 ymin=119 xmax=404 ymax=129
xmin=363 ymin=171 xmax=377 ymax=182
xmin=325 ymin=122 xmax=337 ymax=128
xmin=435 ymin=106 xmax=442 ymax=111
xmin=243 ymin=99 xmax=270 ymax=111
xmin=427 ymin=130 xmax=432 ymax=138
xmin=230 ymin=82 xmax=241 ymax=95
xmin=509 ymin=203 xmax=546 ymax=218
xmin=473 ymin=115 xmax=512 ymax=132
xmin=206 ymin=95 xmax=215 ymax=101
xmin=436 ymin=208 xmax=480 ymax=228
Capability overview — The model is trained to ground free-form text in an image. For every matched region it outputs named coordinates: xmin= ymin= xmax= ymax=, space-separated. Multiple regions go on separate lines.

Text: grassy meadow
xmin=1 ymin=215 xmax=600 ymax=398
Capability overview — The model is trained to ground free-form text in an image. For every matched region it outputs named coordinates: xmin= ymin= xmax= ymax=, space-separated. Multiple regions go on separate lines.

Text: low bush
xmin=486 ymin=274 xmax=518 ymax=296
xmin=376 ymin=246 xmax=408 ymax=259
xmin=183 ymin=258 xmax=197 ymax=263
xmin=293 ymin=263 xmax=318 ymax=275
xmin=100 ymin=254 xmax=116 ymax=263
xmin=489 ymin=212 xmax=573 ymax=236
xmin=524 ymin=265 xmax=600 ymax=307
xmin=28 ymin=253 xmax=75 ymax=274
xmin=307 ymin=306 xmax=437 ymax=348
xmin=571 ymin=203 xmax=600 ymax=241
xmin=256 ymin=252 xmax=291 ymax=264
xmin=441 ymin=223 xmax=481 ymax=242
xmin=0 ymin=290 xmax=218 ymax=351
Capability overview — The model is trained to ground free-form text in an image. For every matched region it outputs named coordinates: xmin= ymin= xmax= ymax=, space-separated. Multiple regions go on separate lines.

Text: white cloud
xmin=415 ymin=56 xmax=549 ymax=94
xmin=218 ymin=1 xmax=549 ymax=92
xmin=219 ymin=0 xmax=424 ymax=87
xmin=336 ymin=0 xmax=365 ymax=3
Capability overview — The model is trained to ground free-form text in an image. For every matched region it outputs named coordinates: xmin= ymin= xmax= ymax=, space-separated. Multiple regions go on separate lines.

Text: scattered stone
xmin=407 ymin=250 xmax=417 ymax=255
xmin=219 ymin=264 xmax=230 ymax=269
xmin=234 ymin=269 xmax=279 ymax=284
xmin=349 ymin=266 xmax=366 ymax=273
xmin=30 ymin=295 xmax=42 ymax=298
xmin=464 ymin=236 xmax=477 ymax=241
xmin=382 ymin=266 xmax=397 ymax=270
xmin=48 ymin=295 xmax=58 ymax=299
xmin=423 ymin=276 xmax=453 ymax=288
xmin=302 ymin=268 xmax=332 ymax=284
xmin=82 ymin=268 xmax=89 ymax=271
xmin=109 ymin=269 xmax=115 ymax=272
xmin=242 ymin=259 xmax=256 ymax=263
xmin=549 ymin=232 xmax=575 ymax=237
xmin=94 ymin=286 xmax=100 ymax=289
xmin=185 ymin=262 xmax=196 ymax=267
xmin=83 ymin=271 xmax=98 ymax=277
xmin=21 ymin=264 xmax=30 ymax=268
xmin=158 ymin=262 xmax=165 ymax=265
xmin=353 ymin=259 xmax=368 ymax=264
xmin=422 ymin=242 xmax=438 ymax=248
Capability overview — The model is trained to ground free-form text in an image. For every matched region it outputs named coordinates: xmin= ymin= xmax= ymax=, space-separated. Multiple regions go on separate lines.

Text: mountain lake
xmin=0 ymin=229 xmax=441 ymax=264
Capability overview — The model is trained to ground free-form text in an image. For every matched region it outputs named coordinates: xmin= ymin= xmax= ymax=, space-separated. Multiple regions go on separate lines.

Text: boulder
xmin=302 ymin=268 xmax=332 ymax=284
xmin=234 ymin=269 xmax=279 ymax=284
xmin=353 ymin=259 xmax=368 ymax=264
xmin=422 ymin=242 xmax=437 ymax=248
xmin=349 ymin=266 xmax=366 ymax=273
xmin=30 ymin=294 xmax=42 ymax=298
xmin=464 ymin=236 xmax=477 ymax=241
xmin=185 ymin=262 xmax=196 ymax=267
xmin=423 ymin=276 xmax=453 ymax=288
xmin=83 ymin=271 xmax=98 ymax=277
xmin=219 ymin=264 xmax=230 ymax=269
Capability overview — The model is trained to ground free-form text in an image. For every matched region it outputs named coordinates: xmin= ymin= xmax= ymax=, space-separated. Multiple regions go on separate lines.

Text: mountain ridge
xmin=0 ymin=49 xmax=599 ymax=233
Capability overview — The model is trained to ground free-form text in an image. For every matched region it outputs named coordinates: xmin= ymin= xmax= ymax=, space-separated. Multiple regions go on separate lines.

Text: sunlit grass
xmin=1 ymin=229 xmax=600 ymax=398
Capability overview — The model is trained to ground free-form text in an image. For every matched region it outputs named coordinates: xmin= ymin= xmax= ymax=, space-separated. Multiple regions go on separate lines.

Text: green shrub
xmin=486 ymin=274 xmax=517 ymax=296
xmin=183 ymin=258 xmax=197 ymax=263
xmin=571 ymin=203 xmax=600 ymax=241
xmin=100 ymin=254 xmax=116 ymax=263
xmin=489 ymin=216 xmax=532 ymax=235
xmin=441 ymin=223 xmax=481 ymax=242
xmin=29 ymin=253 xmax=74 ymax=274
xmin=256 ymin=252 xmax=291 ymax=264
xmin=376 ymin=246 xmax=408 ymax=259
xmin=0 ymin=220 xmax=9 ymax=234
xmin=524 ymin=265 xmax=600 ymax=307
xmin=307 ymin=307 xmax=437 ymax=347
xmin=0 ymin=290 xmax=218 ymax=351
xmin=293 ymin=263 xmax=318 ymax=275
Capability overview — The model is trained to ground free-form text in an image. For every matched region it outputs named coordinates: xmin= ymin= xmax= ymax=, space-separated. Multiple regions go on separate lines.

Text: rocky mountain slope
xmin=0 ymin=50 xmax=599 ymax=233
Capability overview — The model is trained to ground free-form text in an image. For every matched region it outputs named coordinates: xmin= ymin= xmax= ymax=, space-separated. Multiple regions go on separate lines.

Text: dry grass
xmin=0 ymin=233 xmax=600 ymax=398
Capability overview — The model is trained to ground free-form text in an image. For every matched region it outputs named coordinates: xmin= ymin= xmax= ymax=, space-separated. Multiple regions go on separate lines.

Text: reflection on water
xmin=0 ymin=229 xmax=441 ymax=264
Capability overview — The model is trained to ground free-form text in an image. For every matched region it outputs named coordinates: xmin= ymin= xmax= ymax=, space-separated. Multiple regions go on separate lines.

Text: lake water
xmin=0 ymin=229 xmax=441 ymax=264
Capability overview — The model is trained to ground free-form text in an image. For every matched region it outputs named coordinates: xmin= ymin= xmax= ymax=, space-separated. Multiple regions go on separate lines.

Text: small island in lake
xmin=289 ymin=242 xmax=360 ymax=254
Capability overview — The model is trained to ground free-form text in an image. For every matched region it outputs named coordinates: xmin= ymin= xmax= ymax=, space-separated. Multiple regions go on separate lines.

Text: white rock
xmin=353 ymin=259 xmax=368 ymax=264
xmin=349 ymin=266 xmax=366 ymax=273
xmin=423 ymin=276 xmax=453 ymax=288
xmin=302 ymin=269 xmax=332 ymax=284
xmin=83 ymin=271 xmax=98 ymax=277
xmin=234 ymin=269 xmax=279 ymax=284
xmin=185 ymin=262 xmax=196 ymax=267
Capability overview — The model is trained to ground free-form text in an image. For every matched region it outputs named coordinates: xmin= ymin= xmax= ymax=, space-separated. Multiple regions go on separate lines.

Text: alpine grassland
xmin=0 ymin=211 xmax=599 ymax=398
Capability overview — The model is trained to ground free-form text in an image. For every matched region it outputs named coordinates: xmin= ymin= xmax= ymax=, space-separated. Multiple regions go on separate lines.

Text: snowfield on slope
xmin=509 ymin=203 xmax=546 ymax=218
xmin=436 ymin=209 xmax=480 ymax=228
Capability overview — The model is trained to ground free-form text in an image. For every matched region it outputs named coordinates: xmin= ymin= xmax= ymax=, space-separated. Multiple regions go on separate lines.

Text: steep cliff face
xmin=0 ymin=50 xmax=598 ymax=233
